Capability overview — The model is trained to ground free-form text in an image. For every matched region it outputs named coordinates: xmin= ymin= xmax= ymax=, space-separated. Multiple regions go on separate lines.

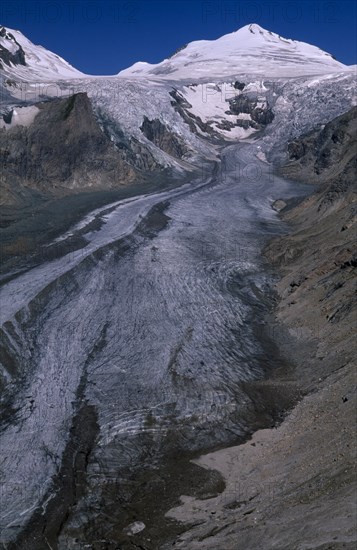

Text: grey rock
xmin=0 ymin=27 xmax=26 ymax=69
xmin=272 ymin=199 xmax=287 ymax=212
xmin=0 ymin=92 xmax=139 ymax=208
xmin=140 ymin=116 xmax=188 ymax=159
xmin=123 ymin=521 xmax=146 ymax=536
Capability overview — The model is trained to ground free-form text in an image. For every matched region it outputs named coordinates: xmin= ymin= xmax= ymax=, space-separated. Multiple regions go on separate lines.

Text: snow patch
xmin=0 ymin=105 xmax=40 ymax=129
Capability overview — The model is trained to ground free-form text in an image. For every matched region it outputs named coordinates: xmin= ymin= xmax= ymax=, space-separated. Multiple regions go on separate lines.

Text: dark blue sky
xmin=1 ymin=0 xmax=356 ymax=74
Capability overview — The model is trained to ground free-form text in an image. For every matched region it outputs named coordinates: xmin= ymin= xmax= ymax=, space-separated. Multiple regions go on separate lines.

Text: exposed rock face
xmin=268 ymin=105 xmax=356 ymax=344
xmin=95 ymin=109 xmax=162 ymax=172
xmin=169 ymin=85 xmax=275 ymax=138
xmin=280 ymin=105 xmax=357 ymax=185
xmin=233 ymin=81 xmax=245 ymax=91
xmin=0 ymin=27 xmax=26 ymax=69
xmin=169 ymin=89 xmax=216 ymax=138
xmin=140 ymin=116 xmax=188 ymax=159
xmin=0 ymin=92 xmax=138 ymax=208
xmin=226 ymin=93 xmax=275 ymax=129
xmin=286 ymin=139 xmax=306 ymax=160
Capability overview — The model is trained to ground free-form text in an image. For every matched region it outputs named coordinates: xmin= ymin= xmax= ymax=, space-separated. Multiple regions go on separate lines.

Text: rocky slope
xmin=163 ymin=107 xmax=357 ymax=549
xmin=270 ymin=105 xmax=356 ymax=342
xmin=140 ymin=116 xmax=189 ymax=159
xmin=279 ymin=105 xmax=357 ymax=186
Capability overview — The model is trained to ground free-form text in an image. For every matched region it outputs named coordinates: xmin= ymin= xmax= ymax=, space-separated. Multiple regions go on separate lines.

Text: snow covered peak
xmin=0 ymin=24 xmax=350 ymax=84
xmin=118 ymin=23 xmax=347 ymax=80
xmin=0 ymin=25 xmax=84 ymax=80
xmin=226 ymin=23 xmax=272 ymax=38
xmin=234 ymin=23 xmax=285 ymax=35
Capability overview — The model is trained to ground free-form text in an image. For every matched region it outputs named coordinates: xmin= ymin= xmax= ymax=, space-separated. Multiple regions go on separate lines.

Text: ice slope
xmin=0 ymin=25 xmax=84 ymax=80
xmin=73 ymin=71 xmax=355 ymax=159
xmin=118 ymin=23 xmax=348 ymax=80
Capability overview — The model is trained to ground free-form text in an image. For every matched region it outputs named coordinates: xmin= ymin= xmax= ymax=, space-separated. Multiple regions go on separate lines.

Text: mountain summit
xmin=118 ymin=23 xmax=347 ymax=79
xmin=0 ymin=25 xmax=84 ymax=80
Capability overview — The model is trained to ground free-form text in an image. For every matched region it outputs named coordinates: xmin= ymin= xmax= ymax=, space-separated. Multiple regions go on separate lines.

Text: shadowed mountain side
xmin=279 ymin=105 xmax=357 ymax=189
xmin=140 ymin=116 xmax=189 ymax=159
xmin=267 ymin=105 xmax=357 ymax=345
xmin=0 ymin=92 xmax=139 ymax=208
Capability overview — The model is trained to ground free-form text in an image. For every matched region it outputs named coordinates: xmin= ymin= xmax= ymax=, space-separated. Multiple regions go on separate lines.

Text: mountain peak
xmin=0 ymin=25 xmax=84 ymax=80
xmin=0 ymin=24 xmax=348 ymax=83
xmin=239 ymin=23 xmax=267 ymax=33
xmin=230 ymin=23 xmax=294 ymax=43
xmin=118 ymin=24 xmax=346 ymax=79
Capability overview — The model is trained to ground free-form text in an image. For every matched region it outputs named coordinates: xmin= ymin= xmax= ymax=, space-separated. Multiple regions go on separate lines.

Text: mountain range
xmin=0 ymin=23 xmax=353 ymax=81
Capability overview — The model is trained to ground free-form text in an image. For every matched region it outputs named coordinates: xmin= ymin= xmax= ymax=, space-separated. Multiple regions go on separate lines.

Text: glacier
xmin=0 ymin=21 xmax=356 ymax=546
